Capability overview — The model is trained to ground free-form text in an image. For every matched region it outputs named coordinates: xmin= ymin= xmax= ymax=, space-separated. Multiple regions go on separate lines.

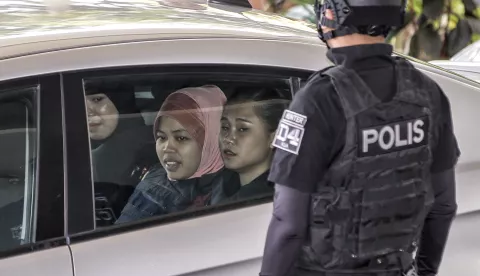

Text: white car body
xmin=0 ymin=1 xmax=479 ymax=276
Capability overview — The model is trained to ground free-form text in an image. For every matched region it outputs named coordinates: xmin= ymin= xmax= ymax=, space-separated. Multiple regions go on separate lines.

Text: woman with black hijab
xmin=84 ymin=81 xmax=157 ymax=227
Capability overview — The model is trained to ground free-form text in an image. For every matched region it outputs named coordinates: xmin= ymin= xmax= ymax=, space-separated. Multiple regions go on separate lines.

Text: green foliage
xmin=289 ymin=0 xmax=315 ymax=5
xmin=280 ymin=0 xmax=480 ymax=60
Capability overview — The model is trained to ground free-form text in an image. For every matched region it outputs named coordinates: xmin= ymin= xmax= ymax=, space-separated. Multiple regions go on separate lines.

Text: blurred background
xmin=13 ymin=0 xmax=480 ymax=62
xmin=258 ymin=0 xmax=480 ymax=62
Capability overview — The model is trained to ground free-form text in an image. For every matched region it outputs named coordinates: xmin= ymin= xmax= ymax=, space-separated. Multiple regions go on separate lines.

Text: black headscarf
xmin=84 ymin=80 xmax=145 ymax=149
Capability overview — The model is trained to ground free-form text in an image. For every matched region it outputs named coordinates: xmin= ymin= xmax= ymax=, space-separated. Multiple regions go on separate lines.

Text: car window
xmin=0 ymin=86 xmax=38 ymax=252
xmin=81 ymin=73 xmax=293 ymax=228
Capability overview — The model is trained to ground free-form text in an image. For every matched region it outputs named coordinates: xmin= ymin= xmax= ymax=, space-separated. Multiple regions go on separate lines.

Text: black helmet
xmin=315 ymin=0 xmax=406 ymax=43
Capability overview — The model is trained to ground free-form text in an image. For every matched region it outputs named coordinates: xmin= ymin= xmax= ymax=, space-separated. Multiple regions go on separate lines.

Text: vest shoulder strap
xmin=322 ymin=65 xmax=380 ymax=118
xmin=392 ymin=58 xmax=433 ymax=108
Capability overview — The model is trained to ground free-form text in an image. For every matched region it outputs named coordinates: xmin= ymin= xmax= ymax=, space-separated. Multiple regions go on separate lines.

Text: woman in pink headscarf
xmin=116 ymin=85 xmax=239 ymax=224
xmin=154 ymin=85 xmax=225 ymax=180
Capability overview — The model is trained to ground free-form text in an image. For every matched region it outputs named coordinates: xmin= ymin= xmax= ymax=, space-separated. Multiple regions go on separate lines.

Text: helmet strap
xmin=318 ymin=25 xmax=358 ymax=43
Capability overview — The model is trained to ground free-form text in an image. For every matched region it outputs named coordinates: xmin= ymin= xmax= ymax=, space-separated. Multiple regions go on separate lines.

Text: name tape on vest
xmin=272 ymin=110 xmax=307 ymax=155
xmin=358 ymin=117 xmax=429 ymax=157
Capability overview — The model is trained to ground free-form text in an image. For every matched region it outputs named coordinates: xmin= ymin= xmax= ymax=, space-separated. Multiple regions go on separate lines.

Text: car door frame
xmin=0 ymin=73 xmax=71 ymax=274
xmin=62 ymin=63 xmax=313 ymax=236
xmin=60 ymin=63 xmax=314 ymax=275
xmin=0 ymin=36 xmax=327 ymax=275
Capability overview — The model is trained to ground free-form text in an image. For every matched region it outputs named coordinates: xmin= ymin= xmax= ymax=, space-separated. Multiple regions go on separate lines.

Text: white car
xmin=450 ymin=39 xmax=480 ymax=63
xmin=0 ymin=1 xmax=479 ymax=276
xmin=430 ymin=40 xmax=480 ymax=82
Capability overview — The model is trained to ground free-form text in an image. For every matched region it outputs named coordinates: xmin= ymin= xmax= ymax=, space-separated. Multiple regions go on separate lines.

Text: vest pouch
xmin=312 ymin=188 xmax=338 ymax=223
xmin=353 ymin=176 xmax=426 ymax=260
xmin=309 ymin=188 xmax=345 ymax=268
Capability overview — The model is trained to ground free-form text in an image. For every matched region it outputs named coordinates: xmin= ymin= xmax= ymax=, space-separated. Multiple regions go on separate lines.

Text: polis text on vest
xmin=362 ymin=119 xmax=425 ymax=154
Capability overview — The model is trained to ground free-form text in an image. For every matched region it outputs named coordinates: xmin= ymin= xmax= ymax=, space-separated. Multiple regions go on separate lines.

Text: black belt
xmin=296 ymin=252 xmax=416 ymax=276
xmin=295 ymin=268 xmax=412 ymax=276
xmin=295 ymin=265 xmax=417 ymax=276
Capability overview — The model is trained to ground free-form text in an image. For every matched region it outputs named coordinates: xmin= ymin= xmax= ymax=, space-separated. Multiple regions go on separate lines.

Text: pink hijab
xmin=154 ymin=85 xmax=227 ymax=179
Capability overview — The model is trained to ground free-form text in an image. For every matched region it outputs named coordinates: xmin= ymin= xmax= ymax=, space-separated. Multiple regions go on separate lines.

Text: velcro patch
xmin=358 ymin=116 xmax=430 ymax=157
xmin=272 ymin=110 xmax=307 ymax=155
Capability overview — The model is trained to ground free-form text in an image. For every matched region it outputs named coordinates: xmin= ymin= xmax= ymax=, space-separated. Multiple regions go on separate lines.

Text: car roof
xmin=0 ymin=0 xmax=318 ymax=60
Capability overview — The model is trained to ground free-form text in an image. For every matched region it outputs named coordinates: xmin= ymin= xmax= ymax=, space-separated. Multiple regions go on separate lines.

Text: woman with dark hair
xmin=219 ymin=87 xmax=290 ymax=201
xmin=84 ymin=81 xmax=158 ymax=227
xmin=85 ymin=82 xmax=157 ymax=185
xmin=116 ymin=85 xmax=237 ymax=224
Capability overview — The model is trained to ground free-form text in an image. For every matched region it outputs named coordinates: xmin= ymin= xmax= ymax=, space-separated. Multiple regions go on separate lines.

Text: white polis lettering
xmin=395 ymin=124 xmax=407 ymax=147
xmin=407 ymin=122 xmax=413 ymax=144
xmin=378 ymin=126 xmax=395 ymax=150
xmin=362 ymin=119 xmax=426 ymax=153
xmin=363 ymin=129 xmax=378 ymax=153
xmin=413 ymin=120 xmax=424 ymax=143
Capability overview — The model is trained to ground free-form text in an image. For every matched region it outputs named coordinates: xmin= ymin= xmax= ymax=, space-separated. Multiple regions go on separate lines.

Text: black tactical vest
xmin=296 ymin=58 xmax=438 ymax=275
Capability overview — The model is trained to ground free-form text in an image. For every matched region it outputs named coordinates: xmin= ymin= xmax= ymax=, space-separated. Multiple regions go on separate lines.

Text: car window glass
xmin=82 ymin=73 xmax=291 ymax=228
xmin=0 ymin=86 xmax=38 ymax=252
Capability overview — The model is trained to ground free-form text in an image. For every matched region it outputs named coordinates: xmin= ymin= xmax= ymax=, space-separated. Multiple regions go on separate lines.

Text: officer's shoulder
xmin=398 ymin=58 xmax=450 ymax=116
xmin=297 ymin=68 xmax=336 ymax=99
xmin=306 ymin=65 xmax=335 ymax=83
xmin=398 ymin=58 xmax=442 ymax=91
xmin=414 ymin=66 xmax=447 ymax=104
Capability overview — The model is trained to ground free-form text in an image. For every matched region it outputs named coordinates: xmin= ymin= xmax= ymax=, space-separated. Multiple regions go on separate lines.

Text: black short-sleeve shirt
xmin=268 ymin=43 xmax=460 ymax=193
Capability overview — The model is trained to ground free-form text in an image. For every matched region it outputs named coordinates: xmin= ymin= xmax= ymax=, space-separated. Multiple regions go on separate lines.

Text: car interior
xmin=88 ymin=73 xmax=293 ymax=227
xmin=0 ymin=92 xmax=36 ymax=251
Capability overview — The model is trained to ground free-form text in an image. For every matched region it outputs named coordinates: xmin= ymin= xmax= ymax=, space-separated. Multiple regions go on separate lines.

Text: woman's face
xmin=86 ymin=93 xmax=119 ymax=140
xmin=155 ymin=116 xmax=202 ymax=180
xmin=220 ymin=102 xmax=274 ymax=173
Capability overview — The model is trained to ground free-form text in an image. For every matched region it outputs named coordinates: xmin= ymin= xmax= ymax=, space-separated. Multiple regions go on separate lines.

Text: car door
xmin=61 ymin=61 xmax=313 ymax=276
xmin=0 ymin=36 xmax=326 ymax=276
xmin=0 ymin=75 xmax=72 ymax=275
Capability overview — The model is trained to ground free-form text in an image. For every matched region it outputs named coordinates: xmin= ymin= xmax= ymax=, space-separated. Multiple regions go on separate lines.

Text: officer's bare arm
xmin=416 ymin=168 xmax=457 ymax=276
xmin=259 ymin=184 xmax=310 ymax=276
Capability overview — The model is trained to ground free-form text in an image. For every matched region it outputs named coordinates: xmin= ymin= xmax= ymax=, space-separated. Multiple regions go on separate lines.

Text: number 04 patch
xmin=272 ymin=110 xmax=307 ymax=155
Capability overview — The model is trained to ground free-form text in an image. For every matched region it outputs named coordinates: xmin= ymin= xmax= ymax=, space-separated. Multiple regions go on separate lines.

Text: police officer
xmin=259 ymin=1 xmax=460 ymax=276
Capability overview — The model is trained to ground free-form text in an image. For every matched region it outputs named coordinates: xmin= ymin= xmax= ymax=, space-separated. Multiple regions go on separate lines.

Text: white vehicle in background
xmin=430 ymin=40 xmax=480 ymax=82
xmin=0 ymin=1 xmax=478 ymax=276
xmin=450 ymin=39 xmax=480 ymax=63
